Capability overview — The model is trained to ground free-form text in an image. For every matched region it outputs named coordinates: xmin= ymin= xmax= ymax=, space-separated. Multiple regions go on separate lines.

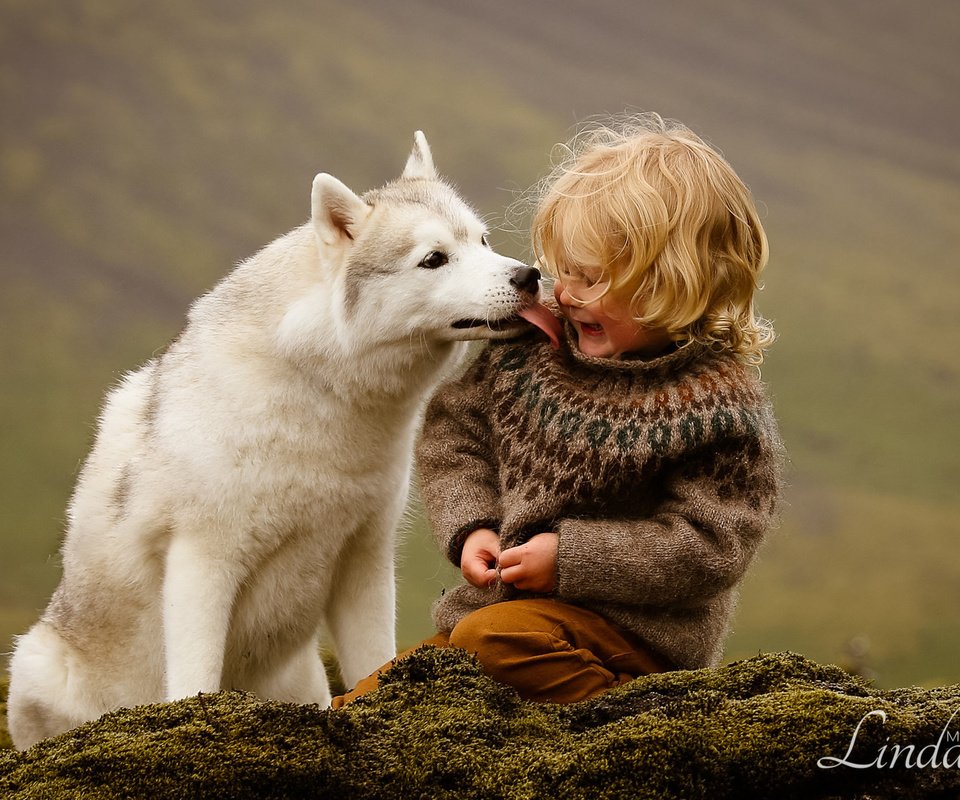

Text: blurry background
xmin=1 ymin=0 xmax=957 ymax=688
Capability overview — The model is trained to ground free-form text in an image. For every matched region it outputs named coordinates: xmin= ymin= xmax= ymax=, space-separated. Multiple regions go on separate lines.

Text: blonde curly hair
xmin=531 ymin=113 xmax=774 ymax=364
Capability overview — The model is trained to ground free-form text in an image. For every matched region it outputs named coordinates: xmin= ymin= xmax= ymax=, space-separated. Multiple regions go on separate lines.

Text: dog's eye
xmin=481 ymin=233 xmax=491 ymax=248
xmin=419 ymin=251 xmax=448 ymax=269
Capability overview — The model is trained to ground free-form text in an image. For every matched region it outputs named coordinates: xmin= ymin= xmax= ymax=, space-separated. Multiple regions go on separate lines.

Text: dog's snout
xmin=510 ymin=266 xmax=541 ymax=295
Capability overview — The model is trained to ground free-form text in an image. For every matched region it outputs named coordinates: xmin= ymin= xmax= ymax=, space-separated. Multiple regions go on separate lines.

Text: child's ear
xmin=311 ymin=173 xmax=371 ymax=246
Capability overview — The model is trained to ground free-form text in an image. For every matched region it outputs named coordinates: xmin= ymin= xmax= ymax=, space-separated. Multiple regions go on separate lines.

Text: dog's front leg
xmin=327 ymin=516 xmax=398 ymax=688
xmin=162 ymin=533 xmax=241 ymax=700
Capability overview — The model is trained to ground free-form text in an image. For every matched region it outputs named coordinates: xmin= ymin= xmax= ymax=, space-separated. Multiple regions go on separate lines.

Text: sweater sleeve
xmin=415 ymin=347 xmax=502 ymax=567
xmin=554 ymin=436 xmax=781 ymax=609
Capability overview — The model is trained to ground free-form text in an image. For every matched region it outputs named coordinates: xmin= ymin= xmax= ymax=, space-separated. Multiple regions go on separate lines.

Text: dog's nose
xmin=510 ymin=266 xmax=541 ymax=294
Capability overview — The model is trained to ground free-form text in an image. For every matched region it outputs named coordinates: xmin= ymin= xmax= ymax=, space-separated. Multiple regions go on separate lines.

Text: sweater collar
xmin=558 ymin=318 xmax=710 ymax=375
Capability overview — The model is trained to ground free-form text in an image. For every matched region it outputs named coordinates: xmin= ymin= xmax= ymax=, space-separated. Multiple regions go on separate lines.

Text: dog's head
xmin=309 ymin=133 xmax=560 ymax=349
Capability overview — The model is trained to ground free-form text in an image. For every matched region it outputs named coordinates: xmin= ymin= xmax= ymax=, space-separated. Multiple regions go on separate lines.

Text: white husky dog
xmin=6 ymin=133 xmax=561 ymax=750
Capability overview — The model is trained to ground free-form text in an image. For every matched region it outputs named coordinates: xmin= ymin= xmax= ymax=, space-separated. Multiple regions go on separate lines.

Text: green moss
xmin=2 ymin=650 xmax=959 ymax=798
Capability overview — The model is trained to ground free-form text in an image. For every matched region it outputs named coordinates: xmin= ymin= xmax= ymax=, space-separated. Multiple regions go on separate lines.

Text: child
xmin=333 ymin=113 xmax=783 ymax=707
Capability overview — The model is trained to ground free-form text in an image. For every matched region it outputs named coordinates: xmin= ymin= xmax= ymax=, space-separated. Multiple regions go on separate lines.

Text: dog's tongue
xmin=518 ymin=302 xmax=563 ymax=349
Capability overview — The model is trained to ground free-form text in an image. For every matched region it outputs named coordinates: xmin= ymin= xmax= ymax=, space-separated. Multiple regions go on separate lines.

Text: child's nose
xmin=554 ymin=280 xmax=577 ymax=307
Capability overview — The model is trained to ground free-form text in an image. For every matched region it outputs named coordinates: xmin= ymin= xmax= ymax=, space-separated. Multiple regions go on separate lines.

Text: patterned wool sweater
xmin=415 ymin=323 xmax=784 ymax=670
xmin=417 ymin=327 xmax=782 ymax=668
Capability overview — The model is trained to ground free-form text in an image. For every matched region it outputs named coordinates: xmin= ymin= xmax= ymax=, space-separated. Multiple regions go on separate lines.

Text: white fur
xmin=6 ymin=133 xmax=537 ymax=750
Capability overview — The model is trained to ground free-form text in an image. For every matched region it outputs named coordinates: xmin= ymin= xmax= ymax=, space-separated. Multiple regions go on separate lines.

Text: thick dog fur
xmin=7 ymin=133 xmax=541 ymax=750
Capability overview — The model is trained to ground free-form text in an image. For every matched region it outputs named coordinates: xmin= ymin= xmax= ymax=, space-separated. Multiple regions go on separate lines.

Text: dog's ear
xmin=311 ymin=173 xmax=371 ymax=246
xmin=402 ymin=131 xmax=437 ymax=181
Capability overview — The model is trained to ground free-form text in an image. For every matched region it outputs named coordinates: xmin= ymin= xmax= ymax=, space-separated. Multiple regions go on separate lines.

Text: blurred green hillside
xmin=1 ymin=0 xmax=958 ymax=688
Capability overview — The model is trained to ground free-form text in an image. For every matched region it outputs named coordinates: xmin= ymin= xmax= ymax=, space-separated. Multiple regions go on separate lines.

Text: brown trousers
xmin=332 ymin=599 xmax=670 ymax=708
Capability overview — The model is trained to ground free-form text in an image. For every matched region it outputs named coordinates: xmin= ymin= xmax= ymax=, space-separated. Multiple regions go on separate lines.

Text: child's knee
xmin=448 ymin=601 xmax=562 ymax=665
xmin=450 ymin=600 xmax=572 ymax=648
xmin=449 ymin=603 xmax=542 ymax=663
xmin=448 ymin=602 xmax=616 ymax=703
xmin=448 ymin=604 xmax=506 ymax=655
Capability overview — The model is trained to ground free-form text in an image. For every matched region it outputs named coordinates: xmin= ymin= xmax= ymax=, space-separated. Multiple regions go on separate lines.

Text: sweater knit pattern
xmin=416 ymin=324 xmax=783 ymax=669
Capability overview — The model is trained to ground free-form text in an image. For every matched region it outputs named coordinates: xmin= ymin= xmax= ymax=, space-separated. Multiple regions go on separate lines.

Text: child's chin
xmin=575 ymin=335 xmax=613 ymax=359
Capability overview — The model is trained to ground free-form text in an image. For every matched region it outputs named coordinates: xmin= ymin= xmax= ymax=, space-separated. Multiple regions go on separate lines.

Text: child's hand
xmin=497 ymin=532 xmax=559 ymax=593
xmin=461 ymin=528 xmax=501 ymax=588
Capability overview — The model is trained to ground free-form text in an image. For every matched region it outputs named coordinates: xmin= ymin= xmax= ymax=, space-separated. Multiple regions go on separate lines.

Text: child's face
xmin=553 ymin=268 xmax=671 ymax=360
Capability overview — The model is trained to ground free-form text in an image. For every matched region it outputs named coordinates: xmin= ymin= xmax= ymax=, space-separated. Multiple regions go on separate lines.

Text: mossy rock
xmin=2 ymin=650 xmax=959 ymax=799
